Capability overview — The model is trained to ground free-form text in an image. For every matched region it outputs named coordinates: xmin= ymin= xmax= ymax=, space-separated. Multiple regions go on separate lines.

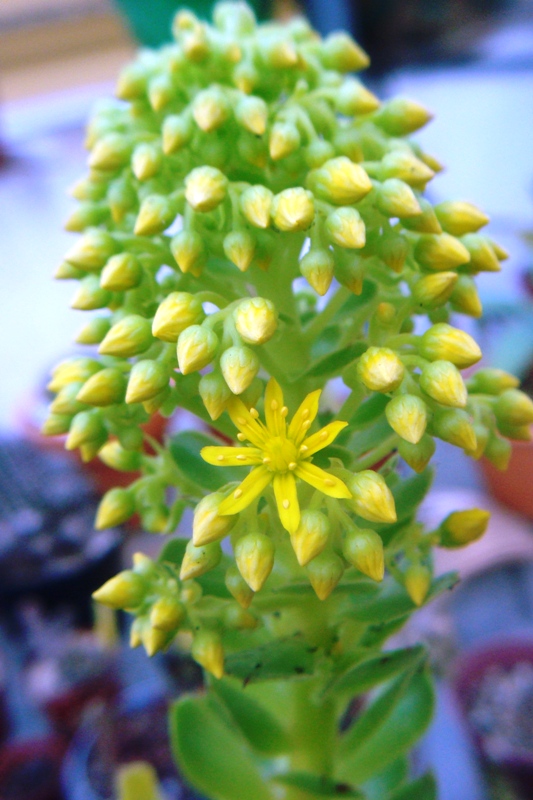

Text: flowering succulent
xmin=44 ymin=3 xmax=530 ymax=798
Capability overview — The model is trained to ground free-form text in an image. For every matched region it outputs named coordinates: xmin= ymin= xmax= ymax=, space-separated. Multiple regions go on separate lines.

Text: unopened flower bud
xmin=170 ymin=230 xmax=207 ymax=274
xmin=450 ymin=275 xmax=482 ymax=318
xmin=440 ymin=508 xmax=491 ymax=548
xmin=299 ymin=249 xmax=335 ymax=296
xmin=385 ymin=394 xmax=427 ymax=444
xmin=413 ymin=272 xmax=458 ymax=308
xmin=214 ymin=1 xmax=256 ymax=35
xmin=488 ymin=239 xmax=508 ymax=261
xmin=343 ymin=529 xmax=384 ymax=581
xmin=494 ymin=389 xmax=533 ymax=427
xmin=64 ymin=202 xmax=108 ymax=232
xmin=99 ymin=440 xmax=142 ymax=472
xmin=335 ymin=256 xmax=364 ymax=295
xmin=414 ymin=233 xmax=470 ymax=271
xmin=379 ymin=234 xmax=409 ymax=273
xmin=224 ymin=605 xmax=258 ymax=630
xmin=496 ymin=419 xmax=532 ymax=441
xmin=192 ymin=629 xmax=224 ymax=679
xmin=55 ymin=261 xmax=84 ymax=280
xmin=432 ymin=408 xmax=477 ymax=452
xmin=310 ymin=157 xmax=372 ymax=206
xmin=126 ymin=360 xmax=169 ymax=404
xmin=88 ymin=132 xmax=131 ymax=171
xmin=271 ymin=188 xmax=315 ymax=232
xmin=100 ymin=253 xmax=142 ymax=291
xmin=269 ymin=121 xmax=301 ymax=161
xmin=92 ymin=570 xmax=146 ymax=609
xmin=99 ymin=314 xmax=153 ymax=357
xmin=240 ymin=185 xmax=273 ymax=228
xmin=177 ymin=325 xmax=219 ymax=374
xmin=199 ymin=371 xmax=232 ymax=420
xmin=290 ymin=510 xmax=330 ymax=566
xmin=108 ymin=176 xmax=137 ymax=223
xmin=141 ymin=624 xmax=172 ymax=657
xmin=376 ymin=97 xmax=432 ymax=136
xmin=325 ymin=207 xmax=366 ymax=249
xmin=461 ymin=233 xmax=501 ymax=273
xmin=76 ymin=367 xmax=126 ymax=406
xmin=305 ymin=139 xmax=336 ymax=169
xmin=65 ymin=230 xmax=118 ymax=272
xmin=193 ymin=87 xmax=230 ymax=132
xmin=152 ymin=292 xmax=204 ymax=342
xmin=398 ymin=434 xmax=436 ymax=473
xmin=419 ymin=323 xmax=482 ymax=368
xmin=132 ymin=142 xmax=162 ymax=181
xmin=48 ymin=357 xmax=101 ymax=392
xmin=466 ymin=368 xmax=519 ymax=395
xmin=50 ymin=381 xmax=87 ymax=415
xmin=115 ymin=62 xmax=148 ymax=100
xmin=484 ymin=433 xmax=512 ymax=470
xmin=306 ymin=550 xmax=345 ymax=600
xmin=321 ymin=32 xmax=369 ymax=72
xmin=185 ymin=166 xmax=228 ymax=212
xmin=234 ymin=532 xmax=275 ymax=592
xmin=180 ymin=540 xmax=222 ymax=581
xmin=225 ymin=565 xmax=254 ymax=609
xmin=65 ymin=410 xmax=105 ymax=450
xmin=260 ymin=38 xmax=298 ymax=69
xmin=375 ymin=179 xmax=422 ymax=218
xmin=348 ymin=470 xmax=397 ymax=523
xmin=193 ymin=492 xmax=237 ymax=546
xmin=420 ymin=360 xmax=467 ymax=408
xmin=95 ymin=487 xmax=136 ymax=529
xmin=71 ymin=275 xmax=112 ymax=310
xmin=233 ymin=61 xmax=259 ymax=93
xmin=357 ymin=347 xmax=405 ymax=393
xmin=335 ymin=78 xmax=379 ymax=115
xmin=223 ymin=230 xmax=256 ymax=271
xmin=401 ymin=197 xmax=441 ymax=234
xmin=435 ymin=201 xmax=489 ymax=236
xmin=162 ymin=113 xmax=193 ymax=154
xmin=221 ymin=346 xmax=260 ymax=395
xmin=332 ymin=128 xmax=364 ymax=163
xmin=404 ymin=564 xmax=431 ymax=606
xmin=381 ymin=151 xmax=434 ymax=188
xmin=233 ymin=297 xmax=277 ymax=345
xmin=134 ymin=194 xmax=176 ymax=235
xmin=150 ymin=597 xmax=186 ymax=632
xmin=42 ymin=413 xmax=72 ymax=436
xmin=238 ymin=133 xmax=268 ymax=169
xmin=76 ymin=317 xmax=111 ymax=345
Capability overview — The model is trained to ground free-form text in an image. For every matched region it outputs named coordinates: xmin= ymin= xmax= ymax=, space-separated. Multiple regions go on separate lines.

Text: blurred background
xmin=1 ymin=1 xmax=533 ymax=798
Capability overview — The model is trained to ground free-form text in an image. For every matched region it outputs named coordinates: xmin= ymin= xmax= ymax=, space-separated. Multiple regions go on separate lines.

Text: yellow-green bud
xmin=290 ymin=510 xmax=330 ymax=566
xmin=71 ymin=275 xmax=112 ymax=311
xmin=398 ymin=434 xmax=436 ymax=473
xmin=375 ymin=179 xmax=422 ymax=218
xmin=223 ymin=605 xmax=258 ymax=630
xmin=191 ymin=629 xmax=224 ymax=679
xmin=435 ymin=201 xmax=489 ymax=236
xmin=378 ymin=234 xmax=409 ymax=273
xmin=484 ymin=433 xmax=512 ymax=470
xmin=420 ymin=360 xmax=467 ymax=408
xmin=496 ymin=419 xmax=532 ymax=441
xmin=385 ymin=394 xmax=427 ymax=444
xmin=489 ymin=238 xmax=509 ymax=261
xmin=41 ymin=413 xmax=72 ymax=436
xmin=108 ymin=176 xmax=137 ymax=223
xmin=466 ymin=368 xmax=519 ymax=395
xmin=65 ymin=410 xmax=105 ymax=450
xmin=99 ymin=440 xmax=141 ymax=472
xmin=148 ymin=73 xmax=174 ymax=112
xmin=299 ymin=249 xmax=335 ymax=296
xmin=404 ymin=564 xmax=431 ymax=606
xmin=460 ymin=234 xmax=500 ymax=273
xmin=223 ymin=230 xmax=256 ymax=272
xmin=325 ymin=207 xmax=366 ymax=249
xmin=142 ymin=624 xmax=173 ymax=657
xmin=88 ymin=132 xmax=131 ymax=171
xmin=50 ymin=382 xmax=87 ymax=415
xmin=321 ymin=32 xmax=369 ymax=72
xmin=306 ymin=550 xmax=345 ymax=600
xmin=348 ymin=470 xmax=397 ymax=523
xmin=310 ymin=157 xmax=372 ymax=205
xmin=199 ymin=371 xmax=232 ymax=420
xmin=100 ymin=253 xmax=142 ymax=291
xmin=185 ymin=166 xmax=228 ymax=212
xmin=271 ymin=188 xmax=315 ymax=232
xmin=150 ymin=597 xmax=186 ymax=632
xmin=234 ymin=532 xmax=275 ymax=592
xmin=332 ymin=128 xmax=364 ymax=163
xmin=449 ymin=275 xmax=483 ymax=318
xmin=134 ymin=194 xmax=176 ymax=235
xmin=380 ymin=151 xmax=434 ymax=188
xmin=305 ymin=139 xmax=336 ymax=169
xmin=413 ymin=271 xmax=458 ymax=308
xmin=234 ymin=95 xmax=267 ymax=135
xmin=238 ymin=133 xmax=268 ymax=169
xmin=126 ymin=360 xmax=169 ymax=404
xmin=432 ymin=408 xmax=477 ymax=452
xmin=414 ymin=233 xmax=470 ymax=271
xmin=193 ymin=492 xmax=237 ymax=546
xmin=55 ymin=261 xmax=84 ymax=280
xmin=170 ymin=231 xmax=207 ymax=274
xmin=177 ymin=325 xmax=219 ymax=374
xmin=440 ymin=508 xmax=491 ymax=548
xmin=117 ymin=425 xmax=144 ymax=451
xmin=182 ymin=28 xmax=210 ymax=63
xmin=69 ymin=175 xmax=107 ymax=201
xmin=79 ymin=432 xmax=108 ymax=463
xmin=419 ymin=323 xmax=482 ymax=368
xmin=92 ymin=570 xmax=146 ymax=609
xmin=75 ymin=317 xmax=111 ymax=345
xmin=65 ymin=230 xmax=118 ymax=272
xmin=152 ymin=292 xmax=204 ymax=342
xmin=220 ymin=346 xmax=260 ymax=395
xmin=180 ymin=540 xmax=222 ymax=581
xmin=269 ymin=121 xmax=301 ymax=161
xmin=376 ymin=97 xmax=432 ymax=136
xmin=116 ymin=762 xmax=161 ymax=800
xmin=233 ymin=61 xmax=259 ymax=93
xmin=233 ymin=297 xmax=277 ymax=345
xmin=214 ymin=1 xmax=256 ymax=34
xmin=494 ymin=389 xmax=533 ymax=427
xmin=48 ymin=357 xmax=101 ymax=392
xmin=64 ymin=202 xmax=108 ymax=233
xmin=259 ymin=38 xmax=298 ymax=69
xmin=343 ymin=529 xmax=384 ymax=581
xmin=76 ymin=367 xmax=126 ymax=406
xmin=132 ymin=142 xmax=162 ymax=181
xmin=225 ymin=565 xmax=254 ymax=609
xmin=335 ymin=78 xmax=380 ymax=115
xmin=192 ymin=87 xmax=230 ymax=132
xmin=162 ymin=113 xmax=193 ymax=154
xmin=357 ymin=347 xmax=405 ymax=393
xmin=99 ymin=315 xmax=153 ymax=357
xmin=240 ymin=185 xmax=273 ymax=228
xmin=335 ymin=257 xmax=364 ymax=295
xmin=95 ymin=487 xmax=136 ymax=529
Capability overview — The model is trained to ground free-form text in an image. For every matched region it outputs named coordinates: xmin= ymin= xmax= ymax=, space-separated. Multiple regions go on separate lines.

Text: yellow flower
xmin=201 ymin=379 xmax=351 ymax=533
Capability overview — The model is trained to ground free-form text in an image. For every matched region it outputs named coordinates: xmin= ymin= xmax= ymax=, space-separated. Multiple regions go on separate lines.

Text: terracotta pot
xmin=479 ymin=435 xmax=533 ymax=520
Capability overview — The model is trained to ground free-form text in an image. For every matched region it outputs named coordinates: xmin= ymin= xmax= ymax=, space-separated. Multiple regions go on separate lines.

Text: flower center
xmin=262 ymin=436 xmax=299 ymax=472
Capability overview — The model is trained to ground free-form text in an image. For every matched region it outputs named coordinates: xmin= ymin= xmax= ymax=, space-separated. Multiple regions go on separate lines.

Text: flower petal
xmin=295 ymin=461 xmax=352 ymax=499
xmin=264 ymin=378 xmax=286 ymax=437
xmin=218 ymin=466 xmax=273 ymax=515
xmin=227 ymin=397 xmax=268 ymax=447
xmin=273 ymin=472 xmax=300 ymax=533
xmin=300 ymin=421 xmax=348 ymax=457
xmin=287 ymin=389 xmax=321 ymax=445
xmin=201 ymin=446 xmax=263 ymax=467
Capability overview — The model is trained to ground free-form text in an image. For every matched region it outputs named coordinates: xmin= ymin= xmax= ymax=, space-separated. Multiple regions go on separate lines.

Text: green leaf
xmin=273 ymin=771 xmax=364 ymax=798
xmin=297 ymin=342 xmax=367 ymax=380
xmin=224 ymin=636 xmax=316 ymax=684
xmin=169 ymin=430 xmax=242 ymax=491
xmin=213 ymin=678 xmax=290 ymax=755
xmin=335 ymin=280 xmax=377 ymax=317
xmin=348 ymin=417 xmax=394 ymax=459
xmin=336 ymin=671 xmax=435 ymax=786
xmin=170 ymin=693 xmax=272 ymax=800
xmin=391 ymin=468 xmax=433 ymax=525
xmin=158 ymin=537 xmax=232 ymax=598
xmin=312 ymin=444 xmax=355 ymax=469
xmin=326 ymin=646 xmax=426 ymax=698
xmin=363 ymin=758 xmax=409 ymax=800
xmin=359 ymin=617 xmax=410 ymax=649
xmin=348 ymin=573 xmax=458 ymax=624
xmin=386 ymin=772 xmax=437 ymax=800
xmin=349 ymin=394 xmax=389 ymax=429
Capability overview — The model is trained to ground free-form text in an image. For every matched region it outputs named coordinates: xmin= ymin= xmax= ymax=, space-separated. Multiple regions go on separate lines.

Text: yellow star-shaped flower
xmin=201 ymin=378 xmax=352 ymax=533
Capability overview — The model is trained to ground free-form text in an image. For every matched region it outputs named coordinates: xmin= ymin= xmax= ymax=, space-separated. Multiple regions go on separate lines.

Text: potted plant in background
xmin=42 ymin=3 xmax=532 ymax=797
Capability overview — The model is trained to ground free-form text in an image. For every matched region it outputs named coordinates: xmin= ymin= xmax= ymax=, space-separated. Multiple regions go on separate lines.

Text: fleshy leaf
xmin=324 ymin=645 xmax=426 ymax=698
xmin=273 ymin=771 xmax=364 ymax=798
xmin=224 ymin=636 xmax=316 ymax=684
xmin=169 ymin=431 xmax=242 ymax=491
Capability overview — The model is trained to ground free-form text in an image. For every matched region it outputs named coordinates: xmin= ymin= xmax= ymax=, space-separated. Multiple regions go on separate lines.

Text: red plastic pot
xmin=479 ymin=433 xmax=533 ymax=520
